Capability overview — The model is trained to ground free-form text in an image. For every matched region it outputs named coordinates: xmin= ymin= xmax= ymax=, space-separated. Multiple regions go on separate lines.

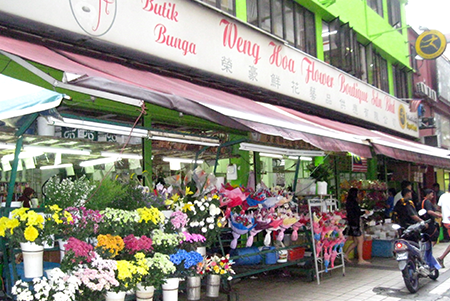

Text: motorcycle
xmin=392 ymin=209 xmax=441 ymax=293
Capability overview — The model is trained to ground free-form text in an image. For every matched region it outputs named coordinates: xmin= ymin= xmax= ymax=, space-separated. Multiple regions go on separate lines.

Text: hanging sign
xmin=415 ymin=30 xmax=447 ymax=60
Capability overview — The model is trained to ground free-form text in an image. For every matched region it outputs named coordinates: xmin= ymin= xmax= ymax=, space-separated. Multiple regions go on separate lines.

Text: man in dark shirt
xmin=393 ymin=188 xmax=423 ymax=229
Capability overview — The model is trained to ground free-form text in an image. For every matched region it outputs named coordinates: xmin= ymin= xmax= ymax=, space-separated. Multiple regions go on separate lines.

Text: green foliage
xmin=85 ymin=177 xmax=127 ymax=210
xmin=307 ymin=161 xmax=333 ymax=182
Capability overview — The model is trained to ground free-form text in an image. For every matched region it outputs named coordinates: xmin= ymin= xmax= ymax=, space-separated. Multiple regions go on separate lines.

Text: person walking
xmin=437 ymin=185 xmax=450 ymax=267
xmin=420 ymin=189 xmax=441 ymax=246
xmin=344 ymin=187 xmax=371 ymax=265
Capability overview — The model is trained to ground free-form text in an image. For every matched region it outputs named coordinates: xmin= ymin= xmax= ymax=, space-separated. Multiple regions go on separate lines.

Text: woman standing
xmin=344 ymin=187 xmax=370 ymax=265
xmin=17 ymin=187 xmax=35 ymax=208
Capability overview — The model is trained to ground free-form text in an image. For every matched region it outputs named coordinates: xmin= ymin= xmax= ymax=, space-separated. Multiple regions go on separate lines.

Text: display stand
xmin=308 ymin=197 xmax=345 ymax=284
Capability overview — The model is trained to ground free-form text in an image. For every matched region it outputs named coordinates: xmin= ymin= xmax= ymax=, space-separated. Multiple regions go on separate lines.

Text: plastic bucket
xmin=231 ymin=247 xmax=261 ymax=265
xmin=363 ymin=240 xmax=372 ymax=260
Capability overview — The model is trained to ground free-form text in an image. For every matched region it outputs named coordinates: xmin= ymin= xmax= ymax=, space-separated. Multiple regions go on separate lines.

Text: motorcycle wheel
xmin=402 ymin=259 xmax=419 ymax=293
xmin=429 ymin=268 xmax=439 ymax=280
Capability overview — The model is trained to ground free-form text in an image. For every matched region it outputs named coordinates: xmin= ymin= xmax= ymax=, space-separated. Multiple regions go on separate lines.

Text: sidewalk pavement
xmin=230 ymin=241 xmax=450 ymax=301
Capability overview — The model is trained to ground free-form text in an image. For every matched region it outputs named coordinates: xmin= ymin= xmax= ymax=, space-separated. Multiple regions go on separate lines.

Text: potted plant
xmin=307 ymin=161 xmax=333 ymax=195
xmin=43 ymin=175 xmax=95 ymax=208
xmin=0 ymin=208 xmax=47 ymax=278
xmin=203 ymin=254 xmax=235 ymax=297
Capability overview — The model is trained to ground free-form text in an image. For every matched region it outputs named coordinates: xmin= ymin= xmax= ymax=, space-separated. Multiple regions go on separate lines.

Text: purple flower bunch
xmin=182 ymin=232 xmax=206 ymax=244
xmin=65 ymin=207 xmax=104 ymax=240
xmin=170 ymin=211 xmax=188 ymax=230
xmin=123 ymin=234 xmax=153 ymax=254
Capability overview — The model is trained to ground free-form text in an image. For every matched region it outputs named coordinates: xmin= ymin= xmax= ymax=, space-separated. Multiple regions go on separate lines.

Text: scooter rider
xmin=393 ymin=188 xmax=426 ymax=239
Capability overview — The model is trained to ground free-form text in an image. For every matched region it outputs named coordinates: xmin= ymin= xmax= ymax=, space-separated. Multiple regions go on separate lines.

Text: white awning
xmin=0 ymin=74 xmax=64 ymax=120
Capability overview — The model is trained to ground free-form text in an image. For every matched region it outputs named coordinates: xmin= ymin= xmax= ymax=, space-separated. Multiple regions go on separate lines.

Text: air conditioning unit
xmin=423 ymin=135 xmax=441 ymax=148
xmin=430 ymin=90 xmax=437 ymax=102
xmin=419 ymin=117 xmax=436 ymax=129
xmin=416 ymin=82 xmax=427 ymax=96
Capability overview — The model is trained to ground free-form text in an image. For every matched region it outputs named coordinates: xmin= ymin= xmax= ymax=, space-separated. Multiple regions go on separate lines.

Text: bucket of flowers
xmin=0 ymin=208 xmax=48 ymax=278
xmin=203 ymin=254 xmax=235 ymax=297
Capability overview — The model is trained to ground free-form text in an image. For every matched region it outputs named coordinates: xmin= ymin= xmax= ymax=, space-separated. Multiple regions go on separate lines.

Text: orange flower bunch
xmin=95 ymin=234 xmax=125 ymax=258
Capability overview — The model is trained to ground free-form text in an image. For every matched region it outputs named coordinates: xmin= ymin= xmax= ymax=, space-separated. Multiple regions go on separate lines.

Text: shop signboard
xmin=0 ymin=0 xmax=418 ymax=137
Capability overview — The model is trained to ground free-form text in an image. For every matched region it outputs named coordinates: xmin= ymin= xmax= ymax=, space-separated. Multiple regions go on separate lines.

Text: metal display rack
xmin=308 ymin=197 xmax=345 ymax=284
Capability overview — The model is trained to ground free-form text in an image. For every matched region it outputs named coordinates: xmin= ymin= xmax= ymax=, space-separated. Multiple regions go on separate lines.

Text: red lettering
xmin=220 ymin=19 xmax=261 ymax=64
xmin=92 ymin=0 xmax=115 ymax=32
xmin=268 ymin=42 xmax=296 ymax=73
xmin=154 ymin=24 xmax=196 ymax=55
xmin=301 ymin=58 xmax=334 ymax=87
xmin=142 ymin=0 xmax=179 ymax=22
xmin=371 ymin=91 xmax=382 ymax=108
xmin=385 ymin=96 xmax=395 ymax=113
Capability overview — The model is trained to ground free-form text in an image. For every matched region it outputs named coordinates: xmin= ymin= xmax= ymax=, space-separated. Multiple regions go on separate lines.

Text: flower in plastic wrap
xmin=220 ymin=187 xmax=248 ymax=218
xmin=276 ymin=208 xmax=300 ymax=242
xmin=228 ymin=212 xmax=255 ymax=249
xmin=245 ymin=209 xmax=273 ymax=247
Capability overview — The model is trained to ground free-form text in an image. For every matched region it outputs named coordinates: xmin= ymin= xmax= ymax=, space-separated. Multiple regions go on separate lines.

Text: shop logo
xmin=69 ymin=0 xmax=117 ymax=36
xmin=415 ymin=30 xmax=447 ymax=60
xmin=398 ymin=104 xmax=406 ymax=129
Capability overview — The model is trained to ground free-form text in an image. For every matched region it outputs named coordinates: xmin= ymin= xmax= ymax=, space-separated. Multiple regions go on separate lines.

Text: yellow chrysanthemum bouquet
xmin=0 ymin=208 xmax=47 ymax=247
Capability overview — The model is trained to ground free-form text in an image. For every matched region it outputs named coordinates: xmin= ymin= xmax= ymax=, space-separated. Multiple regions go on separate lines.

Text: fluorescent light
xmin=80 ymin=157 xmax=119 ymax=167
xmin=47 ymin=117 xmax=148 ymax=138
xmin=24 ymin=145 xmax=91 ymax=155
xmin=239 ymin=143 xmax=325 ymax=157
xmin=2 ymin=151 xmax=44 ymax=161
xmin=149 ymin=131 xmax=220 ymax=147
xmin=40 ymin=163 xmax=73 ymax=170
xmin=162 ymin=157 xmax=204 ymax=164
xmin=288 ymin=156 xmax=313 ymax=161
xmin=151 ymin=136 xmax=219 ymax=146
xmin=260 ymin=153 xmax=283 ymax=159
xmin=101 ymin=152 xmax=143 ymax=160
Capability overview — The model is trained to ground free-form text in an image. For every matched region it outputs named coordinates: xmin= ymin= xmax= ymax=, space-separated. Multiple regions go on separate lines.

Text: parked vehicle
xmin=392 ymin=209 xmax=441 ymax=293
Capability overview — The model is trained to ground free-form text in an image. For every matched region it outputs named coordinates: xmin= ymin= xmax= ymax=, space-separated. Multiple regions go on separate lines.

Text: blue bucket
xmin=231 ymin=247 xmax=262 ymax=265
xmin=260 ymin=246 xmax=278 ymax=265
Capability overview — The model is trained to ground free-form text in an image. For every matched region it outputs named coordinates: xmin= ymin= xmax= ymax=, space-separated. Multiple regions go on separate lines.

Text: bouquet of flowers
xmin=0 ymin=208 xmax=46 ymax=247
xmin=43 ymin=175 xmax=95 ymax=208
xmin=184 ymin=194 xmax=224 ymax=246
xmin=60 ymin=237 xmax=96 ymax=272
xmin=169 ymin=249 xmax=204 ymax=277
xmin=203 ymin=254 xmax=235 ymax=280
xmin=95 ymin=234 xmax=125 ymax=259
xmin=12 ymin=268 xmax=80 ymax=301
xmin=142 ymin=252 xmax=176 ymax=288
xmin=135 ymin=206 xmax=165 ymax=236
xmin=99 ymin=208 xmax=140 ymax=237
xmin=151 ymin=229 xmax=184 ymax=254
xmin=72 ymin=253 xmax=119 ymax=299
xmin=64 ymin=207 xmax=103 ymax=241
xmin=121 ymin=234 xmax=153 ymax=259
xmin=228 ymin=212 xmax=255 ymax=249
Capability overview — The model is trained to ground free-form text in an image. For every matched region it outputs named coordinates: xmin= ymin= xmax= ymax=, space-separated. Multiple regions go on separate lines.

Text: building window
xmin=393 ymin=65 xmax=409 ymax=99
xmin=387 ymin=0 xmax=402 ymax=29
xmin=322 ymin=18 xmax=362 ymax=78
xmin=367 ymin=0 xmax=383 ymax=17
xmin=246 ymin=0 xmax=316 ymax=57
xmin=409 ymin=43 xmax=418 ymax=72
xmin=200 ymin=0 xmax=236 ymax=15
xmin=372 ymin=51 xmax=389 ymax=93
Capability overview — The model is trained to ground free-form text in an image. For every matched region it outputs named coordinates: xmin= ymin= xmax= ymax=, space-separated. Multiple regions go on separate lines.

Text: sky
xmin=405 ymin=0 xmax=450 ymax=57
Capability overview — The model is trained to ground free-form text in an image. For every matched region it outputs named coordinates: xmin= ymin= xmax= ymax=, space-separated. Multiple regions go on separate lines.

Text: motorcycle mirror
xmin=392 ymin=224 xmax=401 ymax=230
xmin=418 ymin=209 xmax=427 ymax=216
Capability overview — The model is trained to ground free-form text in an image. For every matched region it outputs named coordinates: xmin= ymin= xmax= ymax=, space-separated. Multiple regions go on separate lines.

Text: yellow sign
xmin=398 ymin=104 xmax=406 ymax=129
xmin=415 ymin=30 xmax=447 ymax=60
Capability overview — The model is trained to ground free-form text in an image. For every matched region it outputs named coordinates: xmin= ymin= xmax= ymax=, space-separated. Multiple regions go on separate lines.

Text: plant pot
xmin=57 ymin=238 xmax=68 ymax=262
xmin=136 ymin=283 xmax=155 ymax=301
xmin=20 ymin=242 xmax=44 ymax=278
xmin=105 ymin=291 xmax=126 ymax=301
xmin=205 ymin=274 xmax=221 ymax=298
xmin=316 ymin=181 xmax=328 ymax=195
xmin=161 ymin=277 xmax=179 ymax=301
xmin=186 ymin=276 xmax=201 ymax=301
